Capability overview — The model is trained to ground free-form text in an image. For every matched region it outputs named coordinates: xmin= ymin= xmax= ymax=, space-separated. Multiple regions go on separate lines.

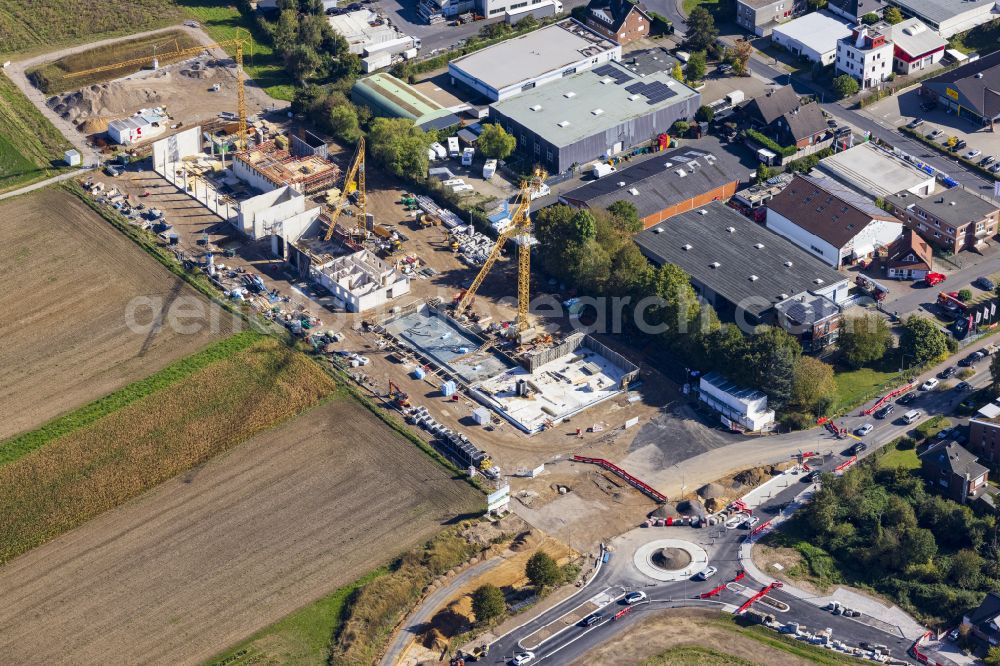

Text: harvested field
xmin=0 ymin=335 xmax=335 ymax=563
xmin=0 ymin=0 xmax=183 ymax=57
xmin=0 ymin=187 xmax=234 ymax=439
xmin=0 ymin=72 xmax=72 ymax=192
xmin=0 ymin=397 xmax=481 ymax=665
xmin=29 ymin=30 xmax=203 ymax=94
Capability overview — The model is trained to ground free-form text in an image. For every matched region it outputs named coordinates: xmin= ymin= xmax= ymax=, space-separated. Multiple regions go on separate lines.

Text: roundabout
xmin=633 ymin=538 xmax=709 ymax=582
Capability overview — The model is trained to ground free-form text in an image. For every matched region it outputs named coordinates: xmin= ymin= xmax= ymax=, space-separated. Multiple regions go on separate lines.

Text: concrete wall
xmin=521 ymin=332 xmax=638 ymax=385
xmin=238 ymin=186 xmax=306 ymax=239
xmin=233 ymin=157 xmax=280 ymax=193
xmin=152 ymin=126 xmax=238 ymax=223
xmin=152 ymin=126 xmax=201 ymax=169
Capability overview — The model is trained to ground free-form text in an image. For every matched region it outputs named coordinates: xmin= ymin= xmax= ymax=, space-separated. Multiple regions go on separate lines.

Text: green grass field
xmin=29 ymin=30 xmax=203 ymax=94
xmin=205 ymin=568 xmax=387 ymax=665
xmin=0 ymin=72 xmax=72 ymax=193
xmin=831 ymin=366 xmax=900 ymax=414
xmin=177 ymin=0 xmax=296 ymax=101
xmin=0 ymin=0 xmax=183 ymax=57
xmin=878 ymin=442 xmax=920 ymax=470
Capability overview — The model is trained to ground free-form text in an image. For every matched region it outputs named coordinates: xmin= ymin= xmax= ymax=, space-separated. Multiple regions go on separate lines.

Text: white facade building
xmin=771 ymin=11 xmax=852 ymax=66
xmin=698 ymin=372 xmax=776 ymax=432
xmin=835 ymin=23 xmax=894 ymax=90
xmin=310 ymin=249 xmax=410 ymax=312
xmin=108 ymin=111 xmax=167 ymax=145
xmin=890 ymin=18 xmax=947 ymax=75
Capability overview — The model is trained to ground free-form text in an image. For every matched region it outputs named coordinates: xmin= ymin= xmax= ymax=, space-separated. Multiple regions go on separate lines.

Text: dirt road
xmin=0 ymin=397 xmax=481 ymax=665
xmin=0 ymin=188 xmax=234 ymax=440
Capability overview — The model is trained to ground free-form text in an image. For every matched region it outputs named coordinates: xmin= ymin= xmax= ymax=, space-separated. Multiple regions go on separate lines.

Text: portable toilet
xmin=441 ymin=380 xmax=457 ymax=397
xmin=472 ymin=406 xmax=491 ymax=425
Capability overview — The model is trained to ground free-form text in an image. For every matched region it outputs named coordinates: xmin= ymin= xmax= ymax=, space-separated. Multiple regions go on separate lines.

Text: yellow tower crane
xmin=455 ymin=171 xmax=543 ymax=333
xmin=324 ymin=136 xmax=366 ymax=241
xmin=65 ymin=31 xmax=254 ymax=149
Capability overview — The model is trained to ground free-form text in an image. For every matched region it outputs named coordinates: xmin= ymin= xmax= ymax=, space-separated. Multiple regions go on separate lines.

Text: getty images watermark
xmin=124 ymin=287 xmax=881 ymax=339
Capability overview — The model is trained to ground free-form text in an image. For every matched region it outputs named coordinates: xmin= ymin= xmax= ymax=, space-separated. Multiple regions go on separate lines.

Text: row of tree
xmin=259 ymin=0 xmax=359 ymax=84
xmin=471 ymin=551 xmax=571 ymax=624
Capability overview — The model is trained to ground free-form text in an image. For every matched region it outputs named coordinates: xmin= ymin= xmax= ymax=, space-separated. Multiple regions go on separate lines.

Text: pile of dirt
xmin=509 ymin=529 xmax=540 ymax=553
xmin=697 ymin=482 xmax=727 ymax=499
xmin=47 ymin=80 xmax=165 ymax=129
xmin=649 ymin=503 xmax=680 ymax=520
xmin=732 ymin=467 xmax=770 ymax=488
xmin=460 ymin=514 xmax=527 ymax=548
xmin=652 ymin=547 xmax=692 ymax=571
xmin=78 ymin=117 xmax=110 ymax=134
xmin=179 ymin=60 xmax=221 ymax=79
xmin=676 ymin=499 xmax=706 ymax=516
xmin=704 ymin=497 xmax=727 ymax=513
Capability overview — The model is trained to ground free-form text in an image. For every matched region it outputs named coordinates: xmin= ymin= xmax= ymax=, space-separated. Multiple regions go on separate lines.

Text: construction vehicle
xmin=66 ymin=31 xmax=254 ymax=150
xmin=387 ymin=380 xmax=410 ymax=408
xmin=324 ymin=136 xmax=366 ymax=241
xmin=453 ymin=170 xmax=544 ymax=334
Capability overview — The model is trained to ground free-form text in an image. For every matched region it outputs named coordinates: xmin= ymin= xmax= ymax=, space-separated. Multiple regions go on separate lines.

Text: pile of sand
xmin=649 ymin=503 xmax=680 ymax=520
xmin=47 ymin=81 xmax=165 ymax=129
xmin=179 ymin=59 xmax=221 ymax=79
xmin=677 ymin=498 xmax=706 ymax=516
xmin=697 ymin=482 xmax=727 ymax=500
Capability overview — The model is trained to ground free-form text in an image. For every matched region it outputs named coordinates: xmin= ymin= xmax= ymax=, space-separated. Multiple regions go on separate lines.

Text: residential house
xmin=882 ymin=228 xmax=933 ymax=280
xmin=890 ymin=18 xmax=947 ymax=75
xmin=885 ymin=187 xmax=1000 ymax=254
xmin=919 ymin=440 xmax=989 ymax=505
xmin=736 ymin=0 xmax=805 ymax=37
xmin=583 ymin=0 xmax=652 ymax=45
xmin=771 ymin=11 xmax=853 ymax=66
xmin=738 ymin=86 xmax=830 ymax=150
xmin=773 ymin=292 xmax=842 ymax=352
xmin=826 ymin=0 xmax=885 ymax=22
xmin=835 ymin=22 xmax=894 ymax=90
xmin=969 ymin=401 xmax=1000 ymax=465
xmin=765 ymin=174 xmax=903 ymax=267
xmin=963 ymin=592 xmax=1000 ymax=646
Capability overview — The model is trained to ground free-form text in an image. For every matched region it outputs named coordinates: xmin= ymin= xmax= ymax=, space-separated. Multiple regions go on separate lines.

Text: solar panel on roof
xmin=592 ymin=63 xmax=633 ymax=84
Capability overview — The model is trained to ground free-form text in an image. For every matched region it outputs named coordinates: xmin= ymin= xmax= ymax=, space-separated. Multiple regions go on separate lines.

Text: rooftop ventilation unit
xmin=662 ymin=161 xmax=673 ymax=168
xmin=754 ymin=243 xmax=764 ymax=249
xmin=726 ymin=226 xmax=735 ymax=233
xmin=749 ymin=275 xmax=759 ymax=281
xmin=629 ymin=187 xmax=639 ymax=195
xmin=698 ymin=209 xmax=708 ymax=215
xmin=675 ymin=169 xmax=687 ymax=177
xmin=601 ymin=77 xmax=615 ymax=84
xmin=530 ymin=104 xmax=542 ymax=111
xmin=653 ymin=227 xmax=665 ymax=234
xmin=628 ymin=94 xmax=641 ymax=101
xmin=682 ymin=243 xmax=693 ymax=250
xmin=814 ymin=278 xmax=824 ymax=284
xmin=779 ymin=293 xmax=789 ymax=300
xmin=617 ymin=181 xmax=626 ymax=187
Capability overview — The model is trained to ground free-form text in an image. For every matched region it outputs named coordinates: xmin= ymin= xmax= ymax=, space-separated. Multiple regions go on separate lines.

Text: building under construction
xmin=233 ymin=132 xmax=342 ymax=195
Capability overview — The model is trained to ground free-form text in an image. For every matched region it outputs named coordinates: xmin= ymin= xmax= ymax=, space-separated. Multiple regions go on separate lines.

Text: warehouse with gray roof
xmin=488 ymin=59 xmax=699 ymax=174
xmin=635 ymin=201 xmax=850 ymax=325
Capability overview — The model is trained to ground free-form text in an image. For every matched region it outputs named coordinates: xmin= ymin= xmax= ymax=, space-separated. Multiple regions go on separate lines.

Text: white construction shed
xmin=698 ymin=372 xmax=775 ymax=432
xmin=64 ymin=149 xmax=81 ymax=166
xmin=472 ymin=407 xmax=491 ymax=425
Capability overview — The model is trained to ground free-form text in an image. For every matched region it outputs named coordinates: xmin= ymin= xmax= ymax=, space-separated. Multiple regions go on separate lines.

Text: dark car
xmin=849 ymin=442 xmax=868 ymax=456
xmin=959 ymin=351 xmax=984 ymax=367
xmin=976 ymin=276 xmax=996 ymax=291
xmin=897 ymin=392 xmax=917 ymax=405
xmin=875 ymin=404 xmax=895 ymax=419
xmin=956 ymin=381 xmax=972 ymax=391
xmin=956 ymin=139 xmax=968 ymax=150
xmin=803 ymin=470 xmax=820 ymax=483
xmin=939 ymin=366 xmax=958 ymax=379
xmin=828 ymin=118 xmax=838 ymax=127
xmin=582 ymin=613 xmax=603 ymax=627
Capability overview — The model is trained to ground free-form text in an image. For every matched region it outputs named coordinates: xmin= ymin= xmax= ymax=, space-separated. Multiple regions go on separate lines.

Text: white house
xmin=765 ymin=174 xmax=903 ymax=267
xmin=835 ymin=22 xmax=894 ymax=90
xmin=699 ymin=372 xmax=776 ymax=432
xmin=771 ymin=11 xmax=853 ymax=66
xmin=891 ymin=18 xmax=947 ymax=75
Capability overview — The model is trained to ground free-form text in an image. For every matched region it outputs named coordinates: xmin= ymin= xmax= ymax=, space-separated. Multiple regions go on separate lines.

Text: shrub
xmin=958 ymin=288 xmax=973 ymax=302
xmin=745 ymin=128 xmax=797 ymax=157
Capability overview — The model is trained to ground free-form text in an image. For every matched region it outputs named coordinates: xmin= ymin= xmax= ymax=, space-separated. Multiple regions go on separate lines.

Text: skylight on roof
xmin=530 ymin=104 xmax=542 ymax=111
xmin=557 ymin=120 xmax=570 ymax=127
xmin=601 ymin=77 xmax=615 ymax=84
xmin=592 ymin=108 xmax=604 ymax=116
xmin=564 ymin=91 xmax=576 ymax=98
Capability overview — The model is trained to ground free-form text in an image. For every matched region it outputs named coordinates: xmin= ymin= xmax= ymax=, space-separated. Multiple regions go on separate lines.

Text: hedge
xmin=746 ymin=129 xmax=798 ymax=158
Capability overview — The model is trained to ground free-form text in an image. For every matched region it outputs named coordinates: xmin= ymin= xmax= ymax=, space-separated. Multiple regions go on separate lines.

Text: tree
xmin=367 ymin=117 xmax=433 ymax=181
xmin=985 ymin=646 xmax=1000 ymax=666
xmin=480 ymin=22 xmax=512 ymax=39
xmin=684 ymin=51 xmax=707 ymax=83
xmin=607 ymin=200 xmax=643 ymax=235
xmin=884 ymin=6 xmax=904 ymax=23
xmin=792 ymin=356 xmax=836 ymax=414
xmin=328 ymin=104 xmax=361 ymax=143
xmin=900 ymin=316 xmax=949 ymax=366
xmin=534 ymin=205 xmax=600 ymax=284
xmin=671 ymin=61 xmax=684 ymax=82
xmin=755 ymin=163 xmax=773 ymax=183
xmin=285 ymin=44 xmax=322 ymax=82
xmin=671 ymin=120 xmax=690 ymax=136
xmin=860 ymin=12 xmax=879 ymax=24
xmin=838 ymin=314 xmax=892 ymax=369
xmin=477 ymin=123 xmax=517 ymax=159
xmin=832 ymin=74 xmax=860 ymax=99
xmin=471 ymin=584 xmax=506 ymax=623
xmin=685 ymin=7 xmax=718 ymax=52
xmin=649 ymin=263 xmax=701 ymax=337
xmin=746 ymin=326 xmax=800 ymax=410
xmin=514 ymin=14 xmax=539 ymax=31
xmin=526 ymin=551 xmax=560 ymax=588
xmin=695 ymin=105 xmax=715 ymax=123
xmin=727 ymin=39 xmax=752 ymax=76
xmin=958 ymin=288 xmax=973 ymax=302
xmin=950 ymin=549 xmax=984 ymax=588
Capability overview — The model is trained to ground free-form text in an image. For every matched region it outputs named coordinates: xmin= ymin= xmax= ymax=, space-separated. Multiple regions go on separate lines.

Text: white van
xmin=461 ymin=146 xmax=475 ymax=166
xmin=903 ymin=409 xmax=921 ymax=424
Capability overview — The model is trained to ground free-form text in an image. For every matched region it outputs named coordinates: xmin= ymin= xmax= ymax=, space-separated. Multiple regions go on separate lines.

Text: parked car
xmin=743 ymin=516 xmax=760 ymax=529
xmin=982 ymin=155 xmax=996 ymax=166
xmin=907 ymin=118 xmax=925 ymax=129
xmin=991 ymin=163 xmax=1000 ymax=174
xmin=827 ymin=118 xmax=838 ymax=127
xmin=960 ymin=351 xmax=984 ymax=366
xmin=927 ymin=129 xmax=943 ymax=139
xmin=803 ymin=470 xmax=820 ymax=483
xmin=938 ymin=366 xmax=957 ymax=379
xmin=956 ymin=139 xmax=969 ymax=150
xmin=956 ymin=381 xmax=972 ymax=392
xmin=924 ymin=272 xmax=946 ymax=286
xmin=948 ymin=628 xmax=961 ymax=642
xmin=875 ymin=404 xmax=895 ymax=419
xmin=696 ymin=566 xmax=719 ymax=580
xmin=976 ymin=276 xmax=996 ymax=290
xmin=849 ymin=442 xmax=868 ymax=455
xmin=856 ymin=423 xmax=874 ymax=436
xmin=921 ymin=378 xmax=940 ymax=391
xmin=935 ymin=427 xmax=954 ymax=440
xmin=903 ymin=409 xmax=922 ymax=424
xmin=512 ymin=652 xmax=535 ymax=665
xmin=624 ymin=591 xmax=647 ymax=604
xmin=897 ymin=392 xmax=916 ymax=405
xmin=966 ymin=148 xmax=983 ymax=160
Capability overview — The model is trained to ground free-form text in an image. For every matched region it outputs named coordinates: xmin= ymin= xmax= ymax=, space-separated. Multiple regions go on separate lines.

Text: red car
xmin=924 ymin=272 xmax=946 ymax=286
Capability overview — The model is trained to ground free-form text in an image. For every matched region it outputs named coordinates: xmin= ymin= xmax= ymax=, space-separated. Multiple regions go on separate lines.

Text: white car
xmin=966 ymin=149 xmax=983 ymax=160
xmin=624 ymin=590 xmax=647 ymax=604
xmin=512 ymin=651 xmax=535 ymax=665
xmin=855 ymin=423 xmax=874 ymax=436
xmin=696 ymin=566 xmax=718 ymax=580
xmin=744 ymin=516 xmax=760 ymax=529
xmin=920 ymin=378 xmax=940 ymax=391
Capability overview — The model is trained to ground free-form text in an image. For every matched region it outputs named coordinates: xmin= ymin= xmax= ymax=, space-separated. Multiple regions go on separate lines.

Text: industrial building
xmin=921 ymin=50 xmax=1000 ymax=127
xmin=351 ymin=73 xmax=461 ymax=131
xmin=489 ymin=60 xmax=699 ymax=173
xmin=890 ymin=18 xmax=946 ymax=75
xmin=108 ymin=110 xmax=168 ymax=145
xmin=305 ymin=248 xmax=410 ymax=312
xmin=233 ymin=136 xmax=342 ymax=195
xmin=448 ymin=20 xmax=620 ymax=102
xmin=559 ymin=145 xmax=745 ymax=228
xmin=698 ymin=372 xmax=775 ymax=432
xmin=886 ymin=0 xmax=998 ymax=38
xmin=328 ymin=9 xmax=418 ymax=71
xmin=815 ymin=143 xmax=936 ymax=198
xmin=770 ymin=11 xmax=852 ymax=66
xmin=635 ymin=201 xmax=849 ymax=324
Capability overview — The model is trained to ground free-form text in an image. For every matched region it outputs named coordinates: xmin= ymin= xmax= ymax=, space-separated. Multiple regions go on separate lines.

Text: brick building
xmin=919 ymin=440 xmax=989 ymax=504
xmin=969 ymin=402 xmax=1000 ymax=464
xmin=583 ymin=0 xmax=652 ymax=45
xmin=885 ymin=187 xmax=1000 ymax=254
